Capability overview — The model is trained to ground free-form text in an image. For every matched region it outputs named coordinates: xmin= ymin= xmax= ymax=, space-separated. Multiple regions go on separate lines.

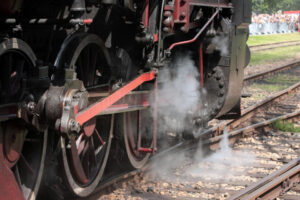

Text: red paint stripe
xmin=154 ymin=34 xmax=158 ymax=42
xmin=74 ymin=105 xmax=78 ymax=114
xmin=76 ymin=71 xmax=156 ymax=125
xmin=138 ymin=147 xmax=153 ymax=153
xmin=83 ymin=19 xmax=93 ymax=24
xmin=142 ymin=0 xmax=149 ymax=28
xmin=199 ymin=42 xmax=204 ymax=87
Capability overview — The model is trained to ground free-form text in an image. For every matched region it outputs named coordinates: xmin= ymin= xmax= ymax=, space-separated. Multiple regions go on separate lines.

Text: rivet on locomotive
xmin=0 ymin=0 xmax=251 ymax=199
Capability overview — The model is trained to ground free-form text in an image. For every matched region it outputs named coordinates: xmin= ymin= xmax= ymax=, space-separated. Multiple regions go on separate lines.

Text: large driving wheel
xmin=0 ymin=38 xmax=47 ymax=200
xmin=123 ymin=106 xmax=155 ymax=169
xmin=55 ymin=33 xmax=113 ymax=197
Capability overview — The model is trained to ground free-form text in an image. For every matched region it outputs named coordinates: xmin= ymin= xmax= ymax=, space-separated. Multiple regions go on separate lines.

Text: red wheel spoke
xmin=95 ymin=129 xmax=105 ymax=146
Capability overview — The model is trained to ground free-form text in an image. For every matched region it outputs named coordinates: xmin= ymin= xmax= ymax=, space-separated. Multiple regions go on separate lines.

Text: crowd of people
xmin=250 ymin=11 xmax=300 ymax=35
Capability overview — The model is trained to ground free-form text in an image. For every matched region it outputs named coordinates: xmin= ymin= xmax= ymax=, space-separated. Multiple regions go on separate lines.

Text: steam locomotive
xmin=0 ymin=0 xmax=251 ymax=199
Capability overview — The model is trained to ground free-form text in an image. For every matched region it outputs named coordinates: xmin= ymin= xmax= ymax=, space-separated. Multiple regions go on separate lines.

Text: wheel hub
xmin=35 ymin=81 xmax=89 ymax=135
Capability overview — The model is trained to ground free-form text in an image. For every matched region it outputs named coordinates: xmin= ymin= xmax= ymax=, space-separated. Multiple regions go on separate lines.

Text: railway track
xmin=243 ymin=61 xmax=300 ymax=85
xmin=249 ymin=40 xmax=300 ymax=52
xmin=84 ymin=70 xmax=300 ymax=199
xmin=229 ymin=156 xmax=300 ymax=200
xmin=95 ymin=108 xmax=300 ymax=199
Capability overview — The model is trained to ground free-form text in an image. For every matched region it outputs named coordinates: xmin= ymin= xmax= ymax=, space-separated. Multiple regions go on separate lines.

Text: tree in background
xmin=252 ymin=0 xmax=300 ymax=13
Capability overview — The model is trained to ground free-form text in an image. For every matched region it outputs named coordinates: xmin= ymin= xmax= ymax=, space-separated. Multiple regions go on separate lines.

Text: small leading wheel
xmin=55 ymin=33 xmax=113 ymax=197
xmin=123 ymin=109 xmax=154 ymax=169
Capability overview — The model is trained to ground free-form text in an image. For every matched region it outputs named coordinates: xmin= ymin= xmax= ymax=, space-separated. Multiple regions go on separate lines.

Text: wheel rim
xmin=61 ymin=115 xmax=113 ymax=196
xmin=56 ymin=33 xmax=113 ymax=197
xmin=124 ymin=109 xmax=153 ymax=169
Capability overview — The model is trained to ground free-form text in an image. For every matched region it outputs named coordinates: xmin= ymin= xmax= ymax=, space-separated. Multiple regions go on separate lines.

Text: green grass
xmin=272 ymin=120 xmax=300 ymax=133
xmin=249 ymin=45 xmax=300 ymax=65
xmin=248 ymin=33 xmax=300 ymax=46
xmin=251 ymin=74 xmax=299 ymax=92
xmin=251 ymin=83 xmax=288 ymax=92
xmin=264 ymin=74 xmax=299 ymax=84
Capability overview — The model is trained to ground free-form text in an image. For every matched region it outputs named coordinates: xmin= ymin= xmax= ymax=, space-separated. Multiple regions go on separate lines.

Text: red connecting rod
xmin=75 ymin=70 xmax=156 ymax=126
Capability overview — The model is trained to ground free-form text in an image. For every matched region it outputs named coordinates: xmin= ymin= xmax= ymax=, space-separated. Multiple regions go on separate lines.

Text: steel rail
xmin=229 ymin=156 xmax=300 ymax=200
xmin=243 ymin=60 xmax=300 ymax=84
xmin=199 ymin=80 xmax=300 ymax=139
xmin=87 ymin=109 xmax=300 ymax=199
xmin=250 ymin=40 xmax=300 ymax=52
xmin=249 ymin=40 xmax=300 ymax=48
xmin=227 ymin=81 xmax=300 ymax=131
xmin=207 ymin=110 xmax=300 ymax=149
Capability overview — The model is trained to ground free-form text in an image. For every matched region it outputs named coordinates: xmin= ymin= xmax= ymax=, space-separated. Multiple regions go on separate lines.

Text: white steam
xmin=211 ymin=35 xmax=229 ymax=56
xmin=157 ymin=53 xmax=200 ymax=133
xmin=148 ymin=128 xmax=256 ymax=183
xmin=186 ymin=129 xmax=256 ymax=181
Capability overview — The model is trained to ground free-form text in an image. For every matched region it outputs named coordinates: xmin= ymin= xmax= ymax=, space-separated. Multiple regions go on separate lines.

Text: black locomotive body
xmin=0 ymin=0 xmax=251 ymax=199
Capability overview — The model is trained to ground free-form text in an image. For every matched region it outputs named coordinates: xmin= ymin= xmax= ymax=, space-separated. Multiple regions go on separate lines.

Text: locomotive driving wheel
xmin=55 ymin=33 xmax=113 ymax=197
xmin=123 ymin=109 xmax=154 ymax=169
xmin=0 ymin=38 xmax=47 ymax=200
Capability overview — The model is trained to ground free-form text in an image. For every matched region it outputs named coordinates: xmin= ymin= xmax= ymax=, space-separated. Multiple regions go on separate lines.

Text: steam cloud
xmin=148 ymin=53 xmax=255 ymax=185
xmin=157 ymin=52 xmax=200 ymax=134
xmin=148 ymin=128 xmax=256 ymax=183
xmin=186 ymin=129 xmax=256 ymax=181
xmin=211 ymin=35 xmax=229 ymax=56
